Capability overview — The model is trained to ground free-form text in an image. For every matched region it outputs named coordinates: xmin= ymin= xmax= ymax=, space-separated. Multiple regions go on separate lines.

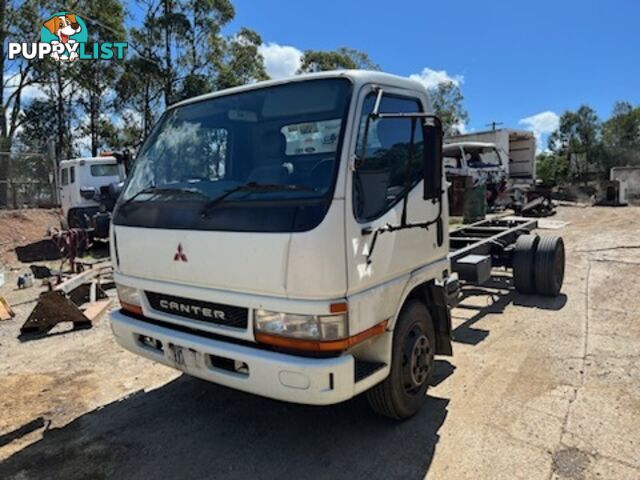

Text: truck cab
xmin=59 ymin=156 xmax=126 ymax=228
xmin=109 ymin=71 xmax=456 ymax=419
xmin=443 ymin=141 xmax=508 ymax=184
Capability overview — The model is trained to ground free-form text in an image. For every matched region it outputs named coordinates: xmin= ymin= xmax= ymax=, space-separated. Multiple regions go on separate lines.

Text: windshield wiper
xmin=201 ymin=182 xmax=317 ymax=218
xmin=120 ymin=186 xmax=210 ymax=209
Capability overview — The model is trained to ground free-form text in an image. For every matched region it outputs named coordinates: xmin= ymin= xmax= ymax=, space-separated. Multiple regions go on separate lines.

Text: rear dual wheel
xmin=534 ymin=236 xmax=565 ymax=296
xmin=513 ymin=234 xmax=539 ymax=294
xmin=513 ymin=234 xmax=565 ymax=296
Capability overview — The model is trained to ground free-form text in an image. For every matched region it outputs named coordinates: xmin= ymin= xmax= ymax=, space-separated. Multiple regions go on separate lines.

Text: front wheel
xmin=366 ymin=300 xmax=435 ymax=420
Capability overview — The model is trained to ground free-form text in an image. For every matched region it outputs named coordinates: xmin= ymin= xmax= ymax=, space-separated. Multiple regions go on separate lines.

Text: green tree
xmin=0 ymin=0 xmax=51 ymax=205
xmin=602 ymin=101 xmax=640 ymax=168
xmin=215 ymin=27 xmax=268 ymax=90
xmin=429 ymin=81 xmax=469 ymax=136
xmin=115 ymin=22 xmax=164 ymax=144
xmin=298 ymin=47 xmax=379 ymax=73
xmin=536 ymin=152 xmax=568 ymax=187
xmin=180 ymin=0 xmax=234 ymax=97
xmin=16 ymin=98 xmax=57 ymax=152
xmin=548 ymin=106 xmax=603 ymax=182
xmin=75 ymin=0 xmax=127 ymax=156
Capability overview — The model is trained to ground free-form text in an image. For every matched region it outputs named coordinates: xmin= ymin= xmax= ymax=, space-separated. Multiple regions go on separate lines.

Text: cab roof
xmin=170 ymin=70 xmax=428 ymax=110
xmin=59 ymin=156 xmax=117 ymax=167
xmin=444 ymin=141 xmax=497 ymax=150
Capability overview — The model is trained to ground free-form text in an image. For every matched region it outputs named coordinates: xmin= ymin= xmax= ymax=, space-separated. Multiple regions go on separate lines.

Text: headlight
xmin=254 ymin=309 xmax=347 ymax=341
xmin=116 ymin=284 xmax=142 ymax=314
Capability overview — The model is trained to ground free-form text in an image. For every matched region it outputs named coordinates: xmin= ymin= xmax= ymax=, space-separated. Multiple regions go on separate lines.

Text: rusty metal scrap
xmin=20 ymin=291 xmax=92 ymax=335
xmin=20 ymin=263 xmax=113 ymax=338
xmin=50 ymin=229 xmax=91 ymax=269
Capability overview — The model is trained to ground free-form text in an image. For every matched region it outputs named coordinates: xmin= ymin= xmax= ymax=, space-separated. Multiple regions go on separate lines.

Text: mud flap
xmin=427 ymin=282 xmax=454 ymax=356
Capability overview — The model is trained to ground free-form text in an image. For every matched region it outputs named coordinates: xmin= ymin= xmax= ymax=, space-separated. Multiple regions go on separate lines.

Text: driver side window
xmin=353 ymin=94 xmax=423 ymax=221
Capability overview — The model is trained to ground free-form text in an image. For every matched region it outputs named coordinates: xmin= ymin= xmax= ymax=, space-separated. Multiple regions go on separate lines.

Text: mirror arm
xmin=361 ymin=199 xmax=443 ymax=265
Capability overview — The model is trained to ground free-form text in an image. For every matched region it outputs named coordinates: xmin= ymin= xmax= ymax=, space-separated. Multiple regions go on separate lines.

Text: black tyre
xmin=534 ymin=236 xmax=565 ymax=296
xmin=513 ymin=234 xmax=539 ymax=294
xmin=366 ymin=300 xmax=435 ymax=420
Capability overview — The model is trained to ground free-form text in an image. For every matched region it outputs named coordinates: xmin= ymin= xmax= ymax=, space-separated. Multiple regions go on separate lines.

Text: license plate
xmin=167 ymin=343 xmax=199 ymax=369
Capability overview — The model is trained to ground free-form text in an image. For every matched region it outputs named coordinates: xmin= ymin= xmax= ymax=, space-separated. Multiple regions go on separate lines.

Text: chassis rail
xmin=447 ymin=217 xmax=539 ymax=287
xmin=449 ymin=217 xmax=537 ymax=264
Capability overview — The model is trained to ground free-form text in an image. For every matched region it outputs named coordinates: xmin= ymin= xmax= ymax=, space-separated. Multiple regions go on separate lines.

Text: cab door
xmin=59 ymin=167 xmax=70 ymax=213
xmin=344 ymin=85 xmax=446 ymax=311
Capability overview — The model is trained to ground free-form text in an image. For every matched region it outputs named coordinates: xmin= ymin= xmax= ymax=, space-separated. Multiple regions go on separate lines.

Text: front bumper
xmin=110 ymin=309 xmax=367 ymax=405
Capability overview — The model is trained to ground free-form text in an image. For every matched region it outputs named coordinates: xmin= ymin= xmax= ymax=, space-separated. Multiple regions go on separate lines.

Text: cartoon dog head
xmin=43 ymin=14 xmax=82 ymax=43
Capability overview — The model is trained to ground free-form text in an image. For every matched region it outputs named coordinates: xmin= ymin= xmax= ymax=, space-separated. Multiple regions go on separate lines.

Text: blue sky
xmin=223 ymin=0 xmax=640 ymax=149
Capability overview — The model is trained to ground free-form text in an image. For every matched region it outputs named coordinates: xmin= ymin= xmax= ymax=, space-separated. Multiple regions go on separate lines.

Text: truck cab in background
xmin=59 ymin=155 xmax=127 ymax=230
xmin=445 ymin=129 xmax=537 ymax=208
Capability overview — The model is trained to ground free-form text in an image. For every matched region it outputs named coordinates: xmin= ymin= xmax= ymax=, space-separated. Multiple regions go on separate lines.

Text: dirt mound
xmin=0 ymin=209 xmax=62 ymax=266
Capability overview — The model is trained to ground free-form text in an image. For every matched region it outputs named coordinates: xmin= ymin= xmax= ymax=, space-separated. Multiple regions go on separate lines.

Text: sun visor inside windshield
xmin=262 ymin=79 xmax=350 ymax=118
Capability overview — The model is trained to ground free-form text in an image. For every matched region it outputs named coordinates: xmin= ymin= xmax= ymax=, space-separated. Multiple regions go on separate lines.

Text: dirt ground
xmin=0 ymin=205 xmax=638 ymax=479
xmin=0 ymin=209 xmax=62 ymax=266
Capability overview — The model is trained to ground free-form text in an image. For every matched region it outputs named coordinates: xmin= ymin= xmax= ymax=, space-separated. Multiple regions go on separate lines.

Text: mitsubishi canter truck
xmin=109 ymin=71 xmax=565 ymax=419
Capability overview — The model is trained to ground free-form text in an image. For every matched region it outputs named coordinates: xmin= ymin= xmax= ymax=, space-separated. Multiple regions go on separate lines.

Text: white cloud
xmin=452 ymin=121 xmax=467 ymax=134
xmin=519 ymin=111 xmax=559 ymax=152
xmin=409 ymin=67 xmax=464 ymax=90
xmin=409 ymin=67 xmax=466 ymax=132
xmin=258 ymin=43 xmax=303 ymax=80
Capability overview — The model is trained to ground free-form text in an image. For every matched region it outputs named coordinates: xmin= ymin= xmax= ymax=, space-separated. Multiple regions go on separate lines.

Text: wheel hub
xmin=401 ymin=326 xmax=433 ymax=396
xmin=409 ymin=334 xmax=431 ymax=386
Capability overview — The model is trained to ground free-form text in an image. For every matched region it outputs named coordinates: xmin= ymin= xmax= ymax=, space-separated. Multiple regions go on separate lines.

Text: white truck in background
xmin=59 ymin=154 xmax=128 ymax=234
xmin=445 ymin=129 xmax=537 ymax=184
xmin=109 ymin=71 xmax=565 ymax=419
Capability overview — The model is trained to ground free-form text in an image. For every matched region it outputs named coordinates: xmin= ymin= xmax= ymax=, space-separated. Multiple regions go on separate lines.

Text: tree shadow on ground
xmin=0 ymin=362 xmax=454 ymax=480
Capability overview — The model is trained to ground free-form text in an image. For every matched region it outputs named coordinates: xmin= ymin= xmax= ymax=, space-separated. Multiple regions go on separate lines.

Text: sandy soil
xmin=0 ymin=209 xmax=62 ymax=266
xmin=0 ymin=206 xmax=638 ymax=479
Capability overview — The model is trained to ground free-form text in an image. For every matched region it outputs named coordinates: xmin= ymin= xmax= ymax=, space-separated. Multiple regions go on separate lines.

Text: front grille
xmin=145 ymin=291 xmax=248 ymax=329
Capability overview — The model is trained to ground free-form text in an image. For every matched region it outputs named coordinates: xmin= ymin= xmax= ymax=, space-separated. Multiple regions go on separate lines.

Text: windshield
xmin=91 ymin=164 xmax=120 ymax=177
xmin=465 ymin=147 xmax=502 ymax=168
xmin=115 ymin=78 xmax=352 ymax=232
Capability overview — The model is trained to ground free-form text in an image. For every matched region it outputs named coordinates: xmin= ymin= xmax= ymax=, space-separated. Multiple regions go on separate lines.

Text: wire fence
xmin=0 ymin=152 xmax=58 ymax=209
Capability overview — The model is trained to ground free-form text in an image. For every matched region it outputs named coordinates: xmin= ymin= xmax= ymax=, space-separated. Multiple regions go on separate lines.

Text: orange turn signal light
xmin=255 ymin=319 xmax=388 ymax=353
xmin=329 ymin=302 xmax=348 ymax=314
xmin=121 ymin=301 xmax=143 ymax=316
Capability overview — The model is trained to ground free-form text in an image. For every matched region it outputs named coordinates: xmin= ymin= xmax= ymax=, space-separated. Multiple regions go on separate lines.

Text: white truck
xmin=109 ymin=71 xmax=565 ymax=419
xmin=445 ymin=129 xmax=537 ymax=185
xmin=443 ymin=142 xmax=507 ymax=183
xmin=59 ymin=155 xmax=127 ymax=229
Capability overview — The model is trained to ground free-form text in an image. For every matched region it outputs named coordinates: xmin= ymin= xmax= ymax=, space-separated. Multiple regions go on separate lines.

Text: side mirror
xmin=80 ymin=186 xmax=97 ymax=200
xmin=113 ymin=149 xmax=132 ymax=175
xmin=423 ymin=117 xmax=443 ymax=201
